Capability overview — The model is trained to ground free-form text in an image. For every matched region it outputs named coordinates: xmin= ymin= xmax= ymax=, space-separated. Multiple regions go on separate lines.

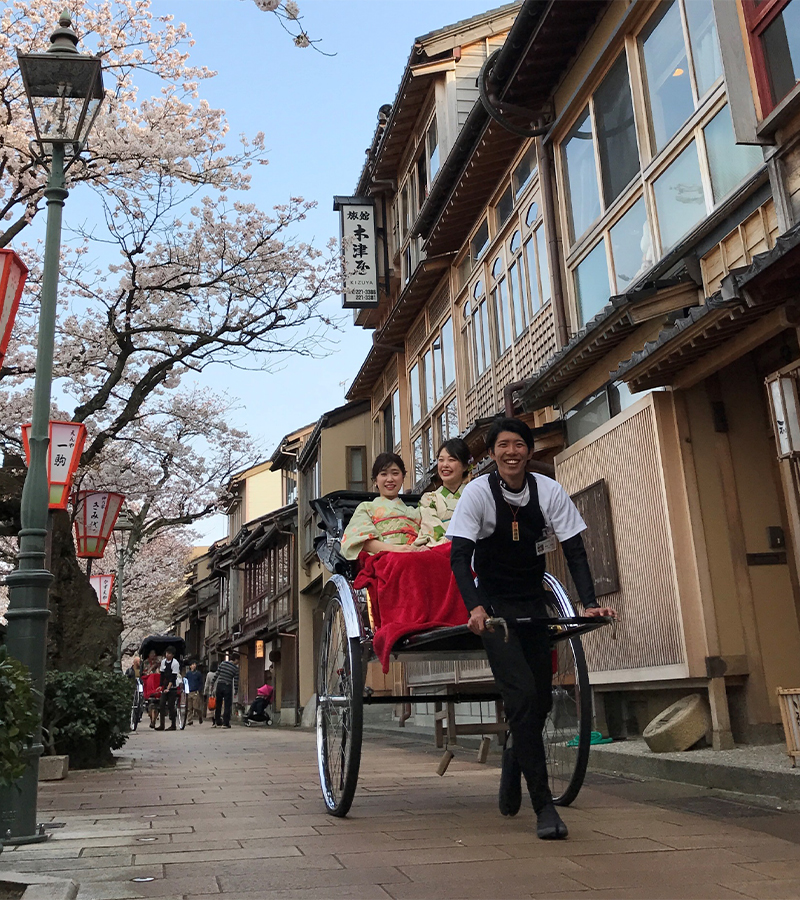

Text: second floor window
xmin=744 ymin=0 xmax=800 ymax=114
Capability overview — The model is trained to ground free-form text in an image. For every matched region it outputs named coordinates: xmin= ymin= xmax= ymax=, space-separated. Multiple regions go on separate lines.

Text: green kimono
xmin=418 ymin=483 xmax=466 ymax=542
xmin=341 ymin=496 xmax=424 ymax=560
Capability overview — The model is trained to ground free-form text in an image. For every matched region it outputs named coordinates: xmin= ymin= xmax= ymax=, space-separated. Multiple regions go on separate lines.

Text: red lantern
xmin=0 ymin=248 xmax=28 ymax=369
xmin=21 ymin=421 xmax=86 ymax=509
xmin=89 ymin=573 xmax=115 ymax=610
xmin=73 ymin=490 xmax=125 ymax=558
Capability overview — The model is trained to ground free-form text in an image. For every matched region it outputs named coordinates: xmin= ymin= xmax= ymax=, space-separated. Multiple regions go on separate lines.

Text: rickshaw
xmin=311 ymin=491 xmax=612 ymax=818
xmin=129 ymin=634 xmax=189 ymax=731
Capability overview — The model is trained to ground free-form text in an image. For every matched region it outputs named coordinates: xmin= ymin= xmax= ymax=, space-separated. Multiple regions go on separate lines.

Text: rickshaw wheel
xmin=316 ymin=588 xmax=363 ymax=817
xmin=543 ymin=594 xmax=591 ymax=807
xmin=130 ymin=682 xmax=143 ymax=732
xmin=176 ymin=683 xmax=188 ymax=731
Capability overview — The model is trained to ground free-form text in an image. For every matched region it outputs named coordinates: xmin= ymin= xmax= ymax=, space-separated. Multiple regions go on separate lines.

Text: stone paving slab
xmin=3 ymin=725 xmax=800 ymax=899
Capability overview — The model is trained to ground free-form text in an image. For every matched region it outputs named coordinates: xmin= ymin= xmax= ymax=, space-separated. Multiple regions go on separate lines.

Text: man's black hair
xmin=371 ymin=452 xmax=406 ymax=481
xmin=165 ymin=645 xmax=176 ymax=655
xmin=486 ymin=417 xmax=534 ymax=451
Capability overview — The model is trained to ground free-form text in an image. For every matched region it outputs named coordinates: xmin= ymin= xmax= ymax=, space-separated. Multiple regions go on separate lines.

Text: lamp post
xmin=2 ymin=11 xmax=104 ymax=844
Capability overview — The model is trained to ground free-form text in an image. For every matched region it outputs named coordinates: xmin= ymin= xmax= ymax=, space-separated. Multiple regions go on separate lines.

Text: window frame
xmin=346 ymin=445 xmax=368 ymax=492
xmin=743 ymin=0 xmax=799 ymax=115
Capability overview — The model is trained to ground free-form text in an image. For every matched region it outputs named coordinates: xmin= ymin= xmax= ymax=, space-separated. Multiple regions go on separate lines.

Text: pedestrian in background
xmin=204 ymin=661 xmax=217 ymax=726
xmin=213 ymin=654 xmax=239 ymax=729
xmin=185 ymin=661 xmax=204 ymax=725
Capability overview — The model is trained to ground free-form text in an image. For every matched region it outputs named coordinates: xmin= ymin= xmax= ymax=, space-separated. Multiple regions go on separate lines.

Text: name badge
xmin=535 ymin=528 xmax=557 ymax=556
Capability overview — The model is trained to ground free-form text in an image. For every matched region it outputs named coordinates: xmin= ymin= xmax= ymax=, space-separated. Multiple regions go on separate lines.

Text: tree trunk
xmin=1 ymin=459 xmax=120 ymax=671
xmin=46 ymin=509 xmax=121 ymax=671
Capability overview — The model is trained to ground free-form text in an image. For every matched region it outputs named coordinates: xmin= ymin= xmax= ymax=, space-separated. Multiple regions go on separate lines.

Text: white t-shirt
xmin=446 ymin=473 xmax=586 ymax=544
xmin=159 ymin=657 xmax=181 ymax=688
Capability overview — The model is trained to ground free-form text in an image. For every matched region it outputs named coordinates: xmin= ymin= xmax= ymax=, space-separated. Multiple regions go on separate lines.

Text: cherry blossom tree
xmin=0 ymin=0 xmax=338 ymax=667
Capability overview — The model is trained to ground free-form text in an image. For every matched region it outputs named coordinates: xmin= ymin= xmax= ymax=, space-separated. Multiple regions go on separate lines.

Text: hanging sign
xmin=89 ymin=573 xmax=115 ymax=610
xmin=73 ymin=490 xmax=125 ymax=558
xmin=21 ymin=420 xmax=86 ymax=509
xmin=333 ymin=196 xmax=379 ymax=309
xmin=256 ymin=640 xmax=265 ymax=658
xmin=0 ymin=248 xmax=28 ymax=369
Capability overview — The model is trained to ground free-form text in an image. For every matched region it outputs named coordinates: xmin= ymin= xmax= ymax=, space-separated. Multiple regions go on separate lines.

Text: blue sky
xmin=135 ymin=0 xmax=495 ymax=540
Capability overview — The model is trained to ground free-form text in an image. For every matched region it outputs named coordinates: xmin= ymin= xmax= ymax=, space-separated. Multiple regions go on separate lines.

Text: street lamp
xmin=112 ymin=509 xmax=136 ymax=673
xmin=2 ymin=11 xmax=105 ymax=844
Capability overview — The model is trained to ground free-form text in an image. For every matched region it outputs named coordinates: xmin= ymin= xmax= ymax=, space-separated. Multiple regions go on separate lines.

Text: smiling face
xmin=375 ymin=463 xmax=404 ymax=500
xmin=437 ymin=450 xmax=468 ymax=492
xmin=489 ymin=430 xmax=533 ymax=489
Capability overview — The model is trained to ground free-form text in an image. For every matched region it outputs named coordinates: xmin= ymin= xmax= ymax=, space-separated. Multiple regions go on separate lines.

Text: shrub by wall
xmin=0 ymin=647 xmax=38 ymax=788
xmin=43 ymin=668 xmax=131 ymax=768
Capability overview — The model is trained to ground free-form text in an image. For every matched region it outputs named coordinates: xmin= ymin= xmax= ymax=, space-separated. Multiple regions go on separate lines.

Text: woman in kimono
xmin=341 ymin=452 xmax=431 ymax=560
xmin=418 ymin=438 xmax=471 ymax=541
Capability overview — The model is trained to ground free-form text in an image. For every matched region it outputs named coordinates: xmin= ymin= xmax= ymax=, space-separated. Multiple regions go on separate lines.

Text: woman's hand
xmin=584 ymin=606 xmax=618 ymax=618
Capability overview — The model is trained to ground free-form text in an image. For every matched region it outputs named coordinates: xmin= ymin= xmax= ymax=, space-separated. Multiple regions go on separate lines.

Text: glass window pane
xmin=422 ymin=426 xmax=432 ymax=472
xmin=523 ymin=237 xmax=540 ymax=311
xmin=441 ymin=318 xmax=455 ymax=389
xmin=428 ymin=118 xmax=440 ymax=181
xmin=513 ymin=144 xmax=537 ymax=197
xmin=594 ymin=52 xmax=640 ymax=205
xmin=535 ymin=226 xmax=551 ymax=304
xmin=574 ymin=240 xmax=611 ymax=326
xmin=350 ymin=448 xmax=364 ymax=485
xmin=509 ymin=230 xmax=521 ymax=254
xmin=494 ymin=279 xmax=511 ymax=354
xmin=446 ymin=397 xmax=458 ymax=439
xmin=653 ymin=140 xmax=705 ymax=250
xmin=473 ymin=279 xmax=484 ymax=300
xmin=413 ymin=434 xmax=424 ymax=483
xmin=509 ymin=261 xmax=526 ymax=338
xmin=424 ymin=349 xmax=435 ymax=410
xmin=762 ymin=0 xmax=800 ymax=104
xmin=410 ymin=363 xmax=421 ymax=424
xmin=703 ymin=105 xmax=763 ymax=202
xmin=478 ymin=301 xmax=491 ymax=372
xmin=417 ymin=153 xmax=428 ymax=206
xmin=526 ymin=201 xmax=539 ymax=227
xmin=641 ymin=1 xmax=694 ymax=152
xmin=392 ymin=390 xmax=401 ymax=448
xmin=610 ymin=197 xmax=653 ymax=292
xmin=563 ymin=107 xmax=601 ymax=240
xmin=496 ymin=186 xmax=514 ymax=228
xmin=471 ymin=220 xmax=489 ymax=262
xmin=492 ymin=256 xmax=503 ymax=280
xmin=685 ymin=0 xmax=722 ymax=97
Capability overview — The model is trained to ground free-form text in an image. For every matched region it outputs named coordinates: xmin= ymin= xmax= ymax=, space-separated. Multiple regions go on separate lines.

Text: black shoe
xmin=168 ymin=724 xmax=176 ymax=731
xmin=149 ymin=722 xmax=155 ymax=730
xmin=224 ymin=724 xmax=231 ymax=728
xmin=155 ymin=725 xmax=165 ymax=731
xmin=536 ymin=802 xmax=568 ymax=840
xmin=499 ymin=745 xmax=522 ymax=817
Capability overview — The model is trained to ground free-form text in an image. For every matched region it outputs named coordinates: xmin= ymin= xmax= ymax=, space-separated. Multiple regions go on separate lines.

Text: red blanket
xmin=354 ymin=542 xmax=467 ymax=673
xmin=142 ymin=672 xmax=162 ymax=700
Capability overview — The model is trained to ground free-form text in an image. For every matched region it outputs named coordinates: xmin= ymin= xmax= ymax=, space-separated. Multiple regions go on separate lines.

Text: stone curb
xmin=588 ymin=743 xmax=800 ymax=801
xmin=0 ymin=871 xmax=77 ymax=900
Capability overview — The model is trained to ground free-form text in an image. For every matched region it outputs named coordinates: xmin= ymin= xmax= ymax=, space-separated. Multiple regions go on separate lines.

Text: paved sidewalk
xmin=3 ymin=724 xmax=800 ymax=900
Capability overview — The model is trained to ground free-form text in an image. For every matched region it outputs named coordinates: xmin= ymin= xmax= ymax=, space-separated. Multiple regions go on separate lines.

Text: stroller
xmin=244 ymin=683 xmax=274 ymax=727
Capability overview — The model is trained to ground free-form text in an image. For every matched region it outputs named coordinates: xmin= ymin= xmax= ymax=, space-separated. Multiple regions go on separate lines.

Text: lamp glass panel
xmin=771 ymin=378 xmax=791 ymax=455
xmin=21 ymin=54 xmax=102 ymax=143
xmin=781 ymin=377 xmax=800 ymax=451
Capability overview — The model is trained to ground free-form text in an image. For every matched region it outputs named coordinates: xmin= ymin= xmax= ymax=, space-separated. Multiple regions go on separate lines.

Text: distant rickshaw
xmin=130 ymin=634 xmax=189 ymax=731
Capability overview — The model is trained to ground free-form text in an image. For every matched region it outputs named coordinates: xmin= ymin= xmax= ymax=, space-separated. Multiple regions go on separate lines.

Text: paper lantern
xmin=0 ymin=248 xmax=28 ymax=368
xmin=73 ymin=490 xmax=124 ymax=558
xmin=21 ymin=420 xmax=86 ymax=509
xmin=89 ymin=573 xmax=115 ymax=610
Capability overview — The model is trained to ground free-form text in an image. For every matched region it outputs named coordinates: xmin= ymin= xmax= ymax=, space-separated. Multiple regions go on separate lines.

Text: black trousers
xmin=159 ymin=688 xmax=177 ymax=726
xmin=215 ymin=684 xmax=233 ymax=726
xmin=481 ymin=598 xmax=553 ymax=812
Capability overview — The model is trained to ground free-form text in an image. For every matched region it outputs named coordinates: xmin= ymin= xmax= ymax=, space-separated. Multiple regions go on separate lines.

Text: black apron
xmin=473 ymin=471 xmax=548 ymax=609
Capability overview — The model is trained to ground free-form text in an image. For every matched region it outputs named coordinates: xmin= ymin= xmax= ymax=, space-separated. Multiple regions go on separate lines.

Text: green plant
xmin=0 ymin=646 xmax=39 ymax=788
xmin=43 ymin=668 xmax=131 ymax=769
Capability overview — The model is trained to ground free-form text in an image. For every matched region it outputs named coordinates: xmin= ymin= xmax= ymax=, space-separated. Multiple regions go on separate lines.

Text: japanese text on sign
xmin=336 ymin=199 xmax=379 ymax=309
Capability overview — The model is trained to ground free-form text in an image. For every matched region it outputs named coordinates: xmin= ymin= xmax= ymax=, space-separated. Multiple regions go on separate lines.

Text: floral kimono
xmin=341 ymin=496 xmax=449 ymax=560
xmin=418 ymin=484 xmax=466 ymax=542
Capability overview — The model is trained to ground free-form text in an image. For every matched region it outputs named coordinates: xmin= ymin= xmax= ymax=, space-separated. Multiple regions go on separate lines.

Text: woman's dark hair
xmin=371 ymin=452 xmax=406 ymax=481
xmin=210 ymin=661 xmax=218 ymax=673
xmin=486 ymin=417 xmax=534 ymax=451
xmin=436 ymin=438 xmax=470 ymax=467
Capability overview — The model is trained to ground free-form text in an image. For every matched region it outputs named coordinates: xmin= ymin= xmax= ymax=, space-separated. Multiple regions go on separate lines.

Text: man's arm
xmin=561 ymin=533 xmax=616 ymax=618
xmin=450 ymin=537 xmax=493 ymax=635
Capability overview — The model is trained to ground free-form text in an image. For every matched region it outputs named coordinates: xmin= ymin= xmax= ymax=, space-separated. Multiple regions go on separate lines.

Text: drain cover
xmin=131 ymin=877 xmax=155 ymax=883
